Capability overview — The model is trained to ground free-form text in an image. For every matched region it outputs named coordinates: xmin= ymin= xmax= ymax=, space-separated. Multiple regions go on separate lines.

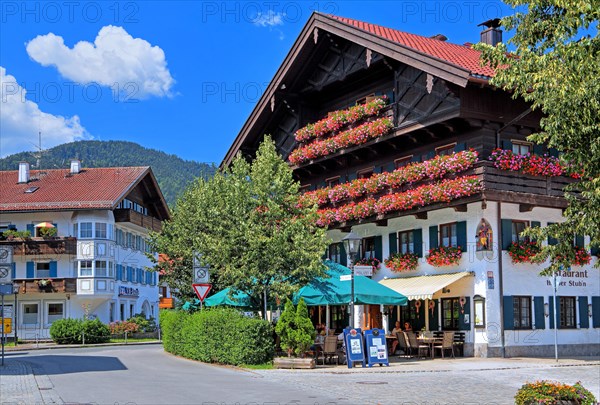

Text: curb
xmin=3 ymin=340 xmax=163 ymax=352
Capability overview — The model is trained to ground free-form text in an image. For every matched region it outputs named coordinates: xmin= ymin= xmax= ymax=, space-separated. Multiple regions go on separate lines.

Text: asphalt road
xmin=9 ymin=345 xmax=344 ymax=404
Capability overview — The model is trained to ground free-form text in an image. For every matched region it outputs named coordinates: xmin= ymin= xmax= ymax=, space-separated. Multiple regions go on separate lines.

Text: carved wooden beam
xmin=414 ymin=212 xmax=428 ymax=220
xmin=519 ymin=203 xmax=535 ymax=212
xmin=453 ymin=204 xmax=468 ymax=212
xmin=375 ymin=219 xmax=388 ymax=227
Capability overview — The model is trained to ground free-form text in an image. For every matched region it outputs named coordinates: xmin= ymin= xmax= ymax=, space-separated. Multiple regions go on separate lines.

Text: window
xmin=326 ymin=177 xmax=340 ymax=188
xmin=441 ymin=298 xmax=460 ymax=330
xmin=73 ymin=223 xmax=78 ymax=237
xmin=47 ymin=303 xmax=64 ymax=324
xmin=513 ymin=296 xmax=531 ymax=329
xmin=107 ymin=224 xmax=114 ymax=241
xmin=358 ymin=168 xmax=374 ymax=179
xmin=108 ymin=262 xmax=114 ymax=278
xmin=512 ymin=141 xmax=531 ymax=156
xmin=512 ymin=221 xmax=529 ymax=243
xmin=36 ymin=262 xmax=50 ymax=278
xmin=436 ymin=143 xmax=456 ymax=156
xmin=130 ymin=304 xmax=135 ymax=318
xmin=299 ymin=184 xmax=311 ymax=193
xmin=95 ymin=261 xmax=107 ymax=277
xmin=328 ymin=243 xmax=341 ymax=263
xmin=95 ymin=223 xmax=107 ymax=239
xmin=23 ymin=303 xmax=38 ymax=325
xmin=120 ymin=303 xmax=125 ymax=321
xmin=110 ymin=302 xmax=115 ymax=323
xmin=395 ymin=156 xmax=412 ymax=169
xmin=440 ymin=223 xmax=457 ymax=248
xmin=559 ymin=297 xmax=576 ymax=328
xmin=80 ymin=261 xmax=93 ymax=277
xmin=399 ymin=230 xmax=415 ymax=254
xmin=80 ymin=222 xmax=92 ymax=238
xmin=362 ymin=237 xmax=376 ymax=259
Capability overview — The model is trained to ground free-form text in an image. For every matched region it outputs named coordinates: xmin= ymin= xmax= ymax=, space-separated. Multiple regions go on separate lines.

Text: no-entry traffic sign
xmin=192 ymin=283 xmax=212 ymax=302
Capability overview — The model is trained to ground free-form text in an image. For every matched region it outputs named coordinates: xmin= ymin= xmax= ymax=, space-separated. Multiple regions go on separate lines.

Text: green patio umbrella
xmin=294 ymin=261 xmax=408 ymax=306
xmin=203 ymin=288 xmax=254 ymax=308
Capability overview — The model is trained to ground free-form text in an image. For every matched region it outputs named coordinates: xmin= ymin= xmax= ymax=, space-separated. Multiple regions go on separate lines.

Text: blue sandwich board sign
xmin=344 ymin=328 xmax=366 ymax=368
xmin=364 ymin=328 xmax=389 ymax=367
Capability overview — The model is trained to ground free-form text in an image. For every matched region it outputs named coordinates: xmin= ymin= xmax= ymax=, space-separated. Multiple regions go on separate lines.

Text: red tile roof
xmin=331 ymin=15 xmax=495 ymax=78
xmin=0 ymin=167 xmax=149 ymax=212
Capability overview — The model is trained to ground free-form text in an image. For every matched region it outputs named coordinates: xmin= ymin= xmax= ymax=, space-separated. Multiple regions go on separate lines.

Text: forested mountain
xmin=0 ymin=141 xmax=215 ymax=206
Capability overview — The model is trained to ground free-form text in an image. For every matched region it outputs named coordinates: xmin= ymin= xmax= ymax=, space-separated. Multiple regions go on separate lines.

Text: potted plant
xmin=274 ymin=298 xmax=316 ymax=369
xmin=426 ymin=246 xmax=462 ymax=267
xmin=508 ymin=241 xmax=543 ymax=264
xmin=3 ymin=229 xmax=31 ymax=241
xmin=38 ymin=227 xmax=57 ymax=238
xmin=514 ymin=380 xmax=596 ymax=405
xmin=37 ymin=279 xmax=53 ymax=289
xmin=385 ymin=252 xmax=419 ymax=272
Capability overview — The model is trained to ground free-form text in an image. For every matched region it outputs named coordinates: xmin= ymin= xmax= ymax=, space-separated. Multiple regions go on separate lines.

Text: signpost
xmin=0 ymin=282 xmax=15 ymax=366
xmin=192 ymin=283 xmax=212 ymax=309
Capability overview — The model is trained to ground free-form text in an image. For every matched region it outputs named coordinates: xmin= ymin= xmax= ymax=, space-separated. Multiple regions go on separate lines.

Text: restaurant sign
xmin=545 ymin=269 xmax=591 ymax=288
xmin=353 ymin=265 xmax=374 ymax=277
xmin=119 ymin=286 xmax=140 ymax=297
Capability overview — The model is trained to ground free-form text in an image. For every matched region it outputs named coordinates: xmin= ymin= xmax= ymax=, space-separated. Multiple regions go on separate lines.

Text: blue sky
xmin=0 ymin=1 xmax=515 ymax=165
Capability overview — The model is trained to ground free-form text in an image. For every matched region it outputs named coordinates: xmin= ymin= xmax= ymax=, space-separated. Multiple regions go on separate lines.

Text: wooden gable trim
xmin=112 ymin=167 xmax=171 ymax=221
xmin=221 ymin=12 xmax=472 ymax=168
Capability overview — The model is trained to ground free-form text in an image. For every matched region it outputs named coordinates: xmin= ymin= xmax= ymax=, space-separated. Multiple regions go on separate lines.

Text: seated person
xmin=404 ymin=322 xmax=413 ymax=331
xmin=389 ymin=321 xmax=402 ymax=355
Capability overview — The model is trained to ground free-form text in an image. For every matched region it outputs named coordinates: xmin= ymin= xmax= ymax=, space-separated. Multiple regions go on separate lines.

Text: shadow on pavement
xmin=3 ymin=355 xmax=127 ymax=375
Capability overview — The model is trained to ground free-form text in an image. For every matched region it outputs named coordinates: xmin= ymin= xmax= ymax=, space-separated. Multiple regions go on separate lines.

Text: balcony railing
xmin=113 ymin=209 xmax=162 ymax=232
xmin=0 ymin=237 xmax=77 ymax=256
xmin=14 ymin=278 xmax=77 ymax=294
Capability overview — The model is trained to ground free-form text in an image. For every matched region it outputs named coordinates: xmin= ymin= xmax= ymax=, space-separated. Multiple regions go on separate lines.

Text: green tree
xmin=275 ymin=299 xmax=297 ymax=357
xmin=148 ymin=137 xmax=328 ymax=307
xmin=475 ymin=1 xmax=600 ymax=274
xmin=293 ymin=298 xmax=316 ymax=357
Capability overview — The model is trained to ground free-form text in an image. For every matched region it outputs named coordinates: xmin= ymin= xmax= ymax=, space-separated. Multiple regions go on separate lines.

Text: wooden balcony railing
xmin=14 ymin=278 xmax=77 ymax=294
xmin=113 ymin=209 xmax=162 ymax=232
xmin=159 ymin=297 xmax=174 ymax=309
xmin=0 ymin=237 xmax=77 ymax=256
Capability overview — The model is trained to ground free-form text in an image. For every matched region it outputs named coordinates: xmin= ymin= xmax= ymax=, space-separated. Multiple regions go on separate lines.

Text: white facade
xmin=328 ymin=201 xmax=599 ymax=357
xmin=1 ymin=210 xmax=159 ymax=341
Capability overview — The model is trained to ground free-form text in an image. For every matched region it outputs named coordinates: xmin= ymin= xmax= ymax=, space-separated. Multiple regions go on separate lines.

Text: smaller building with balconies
xmin=0 ymin=160 xmax=170 ymax=341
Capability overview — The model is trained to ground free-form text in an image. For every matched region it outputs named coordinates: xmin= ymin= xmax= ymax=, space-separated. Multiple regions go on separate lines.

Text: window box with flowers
xmin=385 ymin=252 xmax=419 ymax=272
xmin=508 ymin=241 xmax=544 ymax=264
xmin=37 ymin=279 xmax=53 ymax=290
xmin=353 ymin=258 xmax=381 ymax=276
xmin=554 ymin=246 xmax=592 ymax=267
xmin=426 ymin=246 xmax=462 ymax=267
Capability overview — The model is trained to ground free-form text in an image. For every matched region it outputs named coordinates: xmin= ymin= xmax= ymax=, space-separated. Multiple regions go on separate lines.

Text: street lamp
xmin=13 ymin=283 xmax=19 ymax=346
xmin=550 ymin=271 xmax=562 ymax=362
xmin=342 ymin=231 xmax=361 ymax=329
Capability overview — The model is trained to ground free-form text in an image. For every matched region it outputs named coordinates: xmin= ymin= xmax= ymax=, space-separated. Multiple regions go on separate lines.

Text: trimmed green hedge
xmin=160 ymin=308 xmax=274 ymax=365
xmin=49 ymin=318 xmax=110 ymax=344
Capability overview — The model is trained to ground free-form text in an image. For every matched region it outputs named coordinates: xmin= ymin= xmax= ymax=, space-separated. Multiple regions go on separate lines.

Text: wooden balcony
xmin=159 ymin=297 xmax=174 ymax=309
xmin=113 ymin=209 xmax=162 ymax=232
xmin=14 ymin=278 xmax=77 ymax=294
xmin=0 ymin=237 xmax=77 ymax=256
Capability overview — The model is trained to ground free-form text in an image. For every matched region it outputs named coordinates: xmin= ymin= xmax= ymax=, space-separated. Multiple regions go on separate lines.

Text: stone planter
xmin=273 ymin=357 xmax=315 ymax=369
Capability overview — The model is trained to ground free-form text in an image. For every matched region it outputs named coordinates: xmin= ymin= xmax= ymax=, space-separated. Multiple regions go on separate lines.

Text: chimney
xmin=478 ymin=18 xmax=502 ymax=46
xmin=430 ymin=34 xmax=448 ymax=42
xmin=70 ymin=159 xmax=81 ymax=174
xmin=18 ymin=162 xmax=30 ymax=183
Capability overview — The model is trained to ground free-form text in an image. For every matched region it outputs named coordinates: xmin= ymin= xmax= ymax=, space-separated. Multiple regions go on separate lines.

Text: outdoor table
xmin=385 ymin=335 xmax=397 ymax=354
xmin=417 ymin=336 xmax=442 ymax=359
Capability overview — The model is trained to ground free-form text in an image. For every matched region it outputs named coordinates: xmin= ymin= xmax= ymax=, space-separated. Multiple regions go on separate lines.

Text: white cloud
xmin=0 ymin=67 xmax=89 ymax=158
xmin=26 ymin=26 xmax=174 ymax=99
xmin=252 ymin=10 xmax=285 ymax=27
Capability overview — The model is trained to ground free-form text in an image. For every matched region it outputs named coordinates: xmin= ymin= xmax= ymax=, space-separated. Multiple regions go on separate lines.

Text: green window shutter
xmin=385 ymin=162 xmax=395 ymax=172
xmin=592 ymin=297 xmax=600 ymax=328
xmin=49 ymin=261 xmax=57 ymax=278
xmin=427 ymin=151 xmax=435 ymax=160
xmin=547 ymin=222 xmax=558 ymax=246
xmin=591 ymin=244 xmax=599 ymax=257
xmin=411 ymin=155 xmax=421 ymax=163
xmin=11 ymin=263 xmax=16 ymax=279
xmin=339 ymin=242 xmax=347 ymax=267
xmin=503 ymin=296 xmax=514 ymax=330
xmin=502 ymin=140 xmax=513 ymax=150
xmin=414 ymin=228 xmax=423 ymax=258
xmin=531 ymin=221 xmax=541 ymax=243
xmin=533 ymin=145 xmax=544 ymax=156
xmin=578 ymin=297 xmax=589 ymax=329
xmin=501 ymin=219 xmax=513 ymax=250
xmin=26 ymin=224 xmax=34 ymax=237
xmin=429 ymin=225 xmax=439 ymax=250
xmin=116 ymin=265 xmax=121 ymax=280
xmin=575 ymin=235 xmax=585 ymax=248
xmin=388 ymin=232 xmax=398 ymax=256
xmin=374 ymin=235 xmax=383 ymax=261
xmin=549 ymin=296 xmax=555 ymax=329
xmin=534 ymin=296 xmax=545 ymax=330
xmin=456 ymin=221 xmax=467 ymax=251
xmin=458 ymin=297 xmax=471 ymax=330
xmin=549 ymin=148 xmax=559 ymax=157
xmin=428 ymin=299 xmax=439 ymax=331
xmin=347 ymin=173 xmax=357 ymax=182
xmin=374 ymin=166 xmax=383 ymax=174
xmin=26 ymin=262 xmax=34 ymax=278
xmin=454 ymin=143 xmax=466 ymax=152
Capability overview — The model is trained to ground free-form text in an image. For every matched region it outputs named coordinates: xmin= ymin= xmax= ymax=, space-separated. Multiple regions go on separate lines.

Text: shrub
xmin=515 ymin=381 xmax=596 ymax=405
xmin=275 ymin=299 xmax=315 ymax=357
xmin=82 ymin=319 xmax=110 ymax=343
xmin=109 ymin=320 xmax=139 ymax=334
xmin=128 ymin=314 xmax=157 ymax=332
xmin=50 ymin=318 xmax=83 ymax=344
xmin=160 ymin=308 xmax=274 ymax=365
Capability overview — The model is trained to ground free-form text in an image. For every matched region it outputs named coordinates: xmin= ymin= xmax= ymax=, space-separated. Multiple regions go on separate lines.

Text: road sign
xmin=0 ymin=246 xmax=13 ymax=264
xmin=194 ymin=267 xmax=210 ymax=283
xmin=1 ymin=318 xmax=11 ymax=334
xmin=192 ymin=283 xmax=212 ymax=302
xmin=340 ymin=275 xmax=352 ymax=281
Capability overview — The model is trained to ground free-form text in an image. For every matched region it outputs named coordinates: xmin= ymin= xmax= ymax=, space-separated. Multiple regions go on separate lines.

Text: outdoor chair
xmin=319 ymin=336 xmax=340 ymax=365
xmin=434 ymin=331 xmax=455 ymax=359
xmin=406 ymin=331 xmax=429 ymax=358
xmin=396 ymin=331 xmax=409 ymax=356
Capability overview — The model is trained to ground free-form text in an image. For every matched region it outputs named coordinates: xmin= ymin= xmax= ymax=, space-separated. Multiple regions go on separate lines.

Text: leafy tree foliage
xmin=275 ymin=299 xmax=297 ymax=356
xmin=475 ymin=1 xmax=600 ymax=273
xmin=149 ymin=137 xmax=328 ymax=306
xmin=0 ymin=140 xmax=215 ymax=205
xmin=275 ymin=299 xmax=315 ymax=357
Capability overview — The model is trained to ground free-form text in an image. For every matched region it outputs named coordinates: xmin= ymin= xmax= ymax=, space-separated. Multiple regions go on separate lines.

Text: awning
xmin=379 ymin=272 xmax=474 ymax=300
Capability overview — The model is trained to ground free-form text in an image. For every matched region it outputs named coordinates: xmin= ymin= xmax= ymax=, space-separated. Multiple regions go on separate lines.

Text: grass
xmin=108 ymin=337 xmax=160 ymax=343
xmin=240 ymin=363 xmax=273 ymax=370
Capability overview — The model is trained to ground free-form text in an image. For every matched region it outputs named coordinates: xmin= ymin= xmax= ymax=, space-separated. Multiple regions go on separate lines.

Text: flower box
xmin=508 ymin=241 xmax=543 ymax=264
xmin=385 ymin=253 xmax=419 ymax=272
xmin=426 ymin=246 xmax=462 ymax=267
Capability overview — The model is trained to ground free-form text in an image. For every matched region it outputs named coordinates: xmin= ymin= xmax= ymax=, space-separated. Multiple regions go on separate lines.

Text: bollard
xmin=125 ymin=331 xmax=128 ymax=344
xmin=82 ymin=331 xmax=85 ymax=346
